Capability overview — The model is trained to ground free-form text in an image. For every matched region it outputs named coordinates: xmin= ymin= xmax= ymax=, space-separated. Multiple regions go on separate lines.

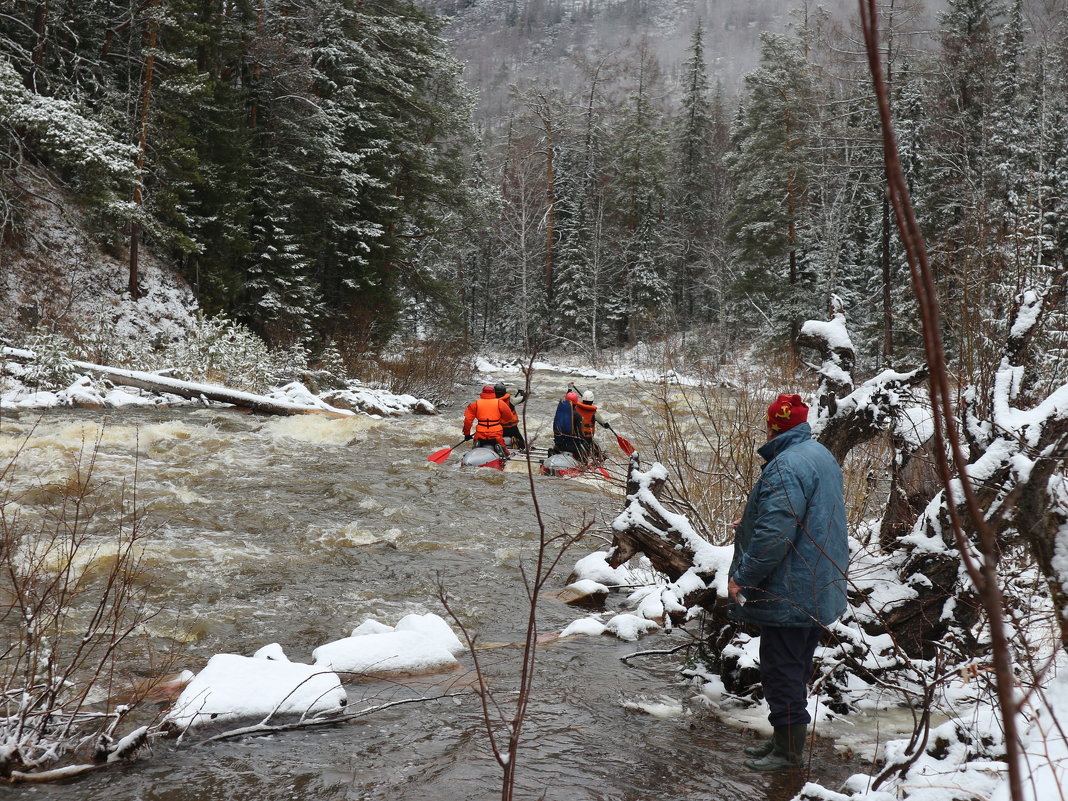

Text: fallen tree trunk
xmin=608 ymin=453 xmax=725 ymax=623
xmin=2 ymin=347 xmax=353 ymax=418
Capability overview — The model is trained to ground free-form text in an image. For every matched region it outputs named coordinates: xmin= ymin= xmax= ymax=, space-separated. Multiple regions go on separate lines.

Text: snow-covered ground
xmin=474 ymin=352 xmax=714 ymax=389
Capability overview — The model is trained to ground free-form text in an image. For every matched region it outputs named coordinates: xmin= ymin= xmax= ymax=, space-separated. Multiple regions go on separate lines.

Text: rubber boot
xmin=743 ymin=735 xmax=775 ymax=758
xmin=743 ymin=724 xmax=806 ymax=771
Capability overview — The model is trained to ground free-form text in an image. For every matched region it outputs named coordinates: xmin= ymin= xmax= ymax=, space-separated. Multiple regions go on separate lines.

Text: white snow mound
xmin=165 ymin=653 xmax=346 ymax=729
xmin=313 ymin=630 xmax=459 ymax=675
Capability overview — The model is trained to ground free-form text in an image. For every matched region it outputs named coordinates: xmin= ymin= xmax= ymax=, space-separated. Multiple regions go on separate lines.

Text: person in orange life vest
xmin=549 ymin=390 xmax=583 ymax=458
xmin=462 ymin=385 xmax=514 ymax=455
xmin=494 ymin=382 xmax=527 ymax=450
xmin=574 ymin=390 xmax=608 ymax=461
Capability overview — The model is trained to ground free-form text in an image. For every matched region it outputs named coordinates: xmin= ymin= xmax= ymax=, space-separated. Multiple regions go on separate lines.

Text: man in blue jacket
xmin=727 ymin=393 xmax=848 ymax=771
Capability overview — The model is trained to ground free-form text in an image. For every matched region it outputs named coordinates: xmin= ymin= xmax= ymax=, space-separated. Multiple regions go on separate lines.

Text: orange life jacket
xmin=464 ymin=391 xmax=510 ymax=439
xmin=574 ymin=400 xmax=598 ymax=438
xmin=498 ymin=393 xmax=519 ymax=426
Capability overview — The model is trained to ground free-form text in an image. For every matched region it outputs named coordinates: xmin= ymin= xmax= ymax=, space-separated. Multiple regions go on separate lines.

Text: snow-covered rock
xmin=165 ymin=653 xmax=346 ymax=730
xmin=557 ymin=579 xmax=611 ymax=607
xmin=560 ymin=617 xmax=608 ymax=637
xmin=604 ymin=613 xmax=661 ymax=642
xmin=313 ymin=630 xmax=459 ymax=676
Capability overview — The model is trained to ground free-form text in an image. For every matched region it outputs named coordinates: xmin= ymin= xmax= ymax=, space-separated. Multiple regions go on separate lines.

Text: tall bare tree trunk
xmin=543 ymin=113 xmax=556 ymax=308
xmin=27 ymin=0 xmax=50 ymax=91
xmin=129 ymin=0 xmax=160 ymax=300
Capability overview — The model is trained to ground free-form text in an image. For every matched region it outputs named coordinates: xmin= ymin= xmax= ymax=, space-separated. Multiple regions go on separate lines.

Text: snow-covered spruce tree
xmin=603 ymin=38 xmax=669 ymax=346
xmin=240 ymin=0 xmax=476 ymax=348
xmin=725 ymin=32 xmax=819 ymax=353
xmin=553 ymin=53 xmax=614 ymax=356
xmin=922 ymin=0 xmax=1006 ymax=372
xmin=552 ymin=142 xmax=597 ymax=348
xmin=0 ymin=58 xmax=135 ymax=237
xmin=665 ymin=20 xmax=727 ymax=332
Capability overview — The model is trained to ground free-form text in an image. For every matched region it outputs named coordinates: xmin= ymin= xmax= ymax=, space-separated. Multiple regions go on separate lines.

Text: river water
xmin=1 ymin=370 xmax=858 ymax=800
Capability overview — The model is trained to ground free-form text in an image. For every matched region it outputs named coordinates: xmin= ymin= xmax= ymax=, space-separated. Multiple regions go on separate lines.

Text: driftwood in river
xmin=2 ymin=347 xmax=353 ymax=418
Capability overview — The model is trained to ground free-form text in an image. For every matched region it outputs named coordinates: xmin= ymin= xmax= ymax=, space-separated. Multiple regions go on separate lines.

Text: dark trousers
xmin=502 ymin=424 xmax=525 ymax=449
xmin=473 ymin=437 xmax=506 ymax=456
xmin=552 ymin=434 xmax=583 ymax=457
xmin=758 ymin=625 xmax=822 ymax=727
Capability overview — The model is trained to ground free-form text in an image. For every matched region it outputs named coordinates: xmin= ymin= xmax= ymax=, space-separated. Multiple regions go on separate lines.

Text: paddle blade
xmin=615 ymin=433 xmax=635 ymax=456
xmin=427 ymin=446 xmax=455 ymax=464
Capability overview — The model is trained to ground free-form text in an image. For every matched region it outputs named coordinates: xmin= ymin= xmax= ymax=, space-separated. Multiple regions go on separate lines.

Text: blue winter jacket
xmin=728 ymin=422 xmax=848 ymax=628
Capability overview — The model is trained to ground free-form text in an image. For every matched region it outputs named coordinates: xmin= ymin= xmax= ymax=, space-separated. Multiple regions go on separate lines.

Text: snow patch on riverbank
xmin=475 ymin=353 xmax=708 ymax=388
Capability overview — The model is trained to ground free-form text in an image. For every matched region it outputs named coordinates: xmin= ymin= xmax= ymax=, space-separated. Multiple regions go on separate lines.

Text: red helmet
xmin=482 ymin=384 xmax=495 ymax=393
xmin=565 ymin=391 xmax=579 ymax=402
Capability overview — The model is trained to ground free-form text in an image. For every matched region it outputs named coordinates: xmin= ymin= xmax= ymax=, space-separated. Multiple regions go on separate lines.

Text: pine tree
xmin=553 ymin=142 xmax=596 ymax=343
xmin=667 ymin=20 xmax=726 ymax=330
xmin=725 ymin=32 xmax=818 ymax=351
xmin=605 ymin=38 xmax=669 ymax=344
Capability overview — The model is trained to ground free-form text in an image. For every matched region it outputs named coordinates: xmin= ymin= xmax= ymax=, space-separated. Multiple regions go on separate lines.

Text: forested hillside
xmin=433 ymin=0 xmax=1065 ymax=375
xmin=1 ymin=0 xmax=1065 ymax=384
xmin=1 ymin=0 xmax=478 ymax=358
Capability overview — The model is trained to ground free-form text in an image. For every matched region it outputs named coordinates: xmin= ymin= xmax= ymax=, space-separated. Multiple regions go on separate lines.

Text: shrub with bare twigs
xmin=0 ymin=429 xmax=171 ymax=783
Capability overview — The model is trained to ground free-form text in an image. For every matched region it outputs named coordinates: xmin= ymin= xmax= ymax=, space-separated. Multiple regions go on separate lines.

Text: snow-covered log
xmin=2 ymin=347 xmax=353 ymax=418
xmin=797 ymin=295 xmax=857 ymax=403
xmin=608 ymin=453 xmax=729 ymax=623
xmin=894 ymin=281 xmax=1068 ymax=646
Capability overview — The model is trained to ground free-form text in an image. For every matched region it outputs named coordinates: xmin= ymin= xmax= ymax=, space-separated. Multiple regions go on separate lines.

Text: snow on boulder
xmin=560 ymin=617 xmax=608 ymax=637
xmin=0 ymin=387 xmax=61 ymax=410
xmin=56 ymin=375 xmax=106 ymax=408
xmin=393 ymin=613 xmax=466 ymax=655
xmin=557 ymin=579 xmax=610 ymax=607
xmin=313 ymin=630 xmax=459 ymax=677
xmin=351 ymin=619 xmax=395 ymax=636
xmin=268 ymin=382 xmax=355 ymax=415
xmin=604 ymin=613 xmax=661 ymax=642
xmin=253 ymin=643 xmax=289 ymax=661
xmin=567 ymin=551 xmax=631 ymax=586
xmin=321 ymin=385 xmax=437 ymax=417
xmin=164 ymin=653 xmax=346 ymax=730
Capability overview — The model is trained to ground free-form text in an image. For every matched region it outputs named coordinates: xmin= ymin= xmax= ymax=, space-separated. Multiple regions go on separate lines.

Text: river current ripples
xmin=1 ymin=371 xmax=856 ymax=800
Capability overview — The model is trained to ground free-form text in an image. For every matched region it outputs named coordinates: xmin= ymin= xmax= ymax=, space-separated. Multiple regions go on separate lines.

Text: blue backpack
xmin=553 ymin=399 xmax=576 ymax=435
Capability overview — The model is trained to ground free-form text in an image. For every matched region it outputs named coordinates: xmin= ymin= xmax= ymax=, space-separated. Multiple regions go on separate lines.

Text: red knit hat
xmin=766 ymin=394 xmax=809 ymax=433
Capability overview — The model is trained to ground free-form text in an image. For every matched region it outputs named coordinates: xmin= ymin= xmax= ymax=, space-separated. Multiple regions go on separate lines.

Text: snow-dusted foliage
xmin=156 ymin=315 xmax=308 ymax=393
xmin=0 ymin=60 xmax=135 ymax=195
xmin=582 ymin=294 xmax=1068 ymax=800
xmin=17 ymin=332 xmax=76 ymax=389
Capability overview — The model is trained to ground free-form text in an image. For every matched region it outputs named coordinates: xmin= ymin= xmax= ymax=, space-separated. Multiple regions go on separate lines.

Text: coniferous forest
xmin=1 ymin=0 xmax=1066 ymax=380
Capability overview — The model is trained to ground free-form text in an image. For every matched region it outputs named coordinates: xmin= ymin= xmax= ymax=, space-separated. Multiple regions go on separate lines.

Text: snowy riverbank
xmin=0 ymin=349 xmax=438 ymax=418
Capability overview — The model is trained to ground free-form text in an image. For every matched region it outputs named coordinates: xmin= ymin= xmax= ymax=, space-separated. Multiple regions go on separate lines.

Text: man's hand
xmin=728 ymin=577 xmax=741 ymax=603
